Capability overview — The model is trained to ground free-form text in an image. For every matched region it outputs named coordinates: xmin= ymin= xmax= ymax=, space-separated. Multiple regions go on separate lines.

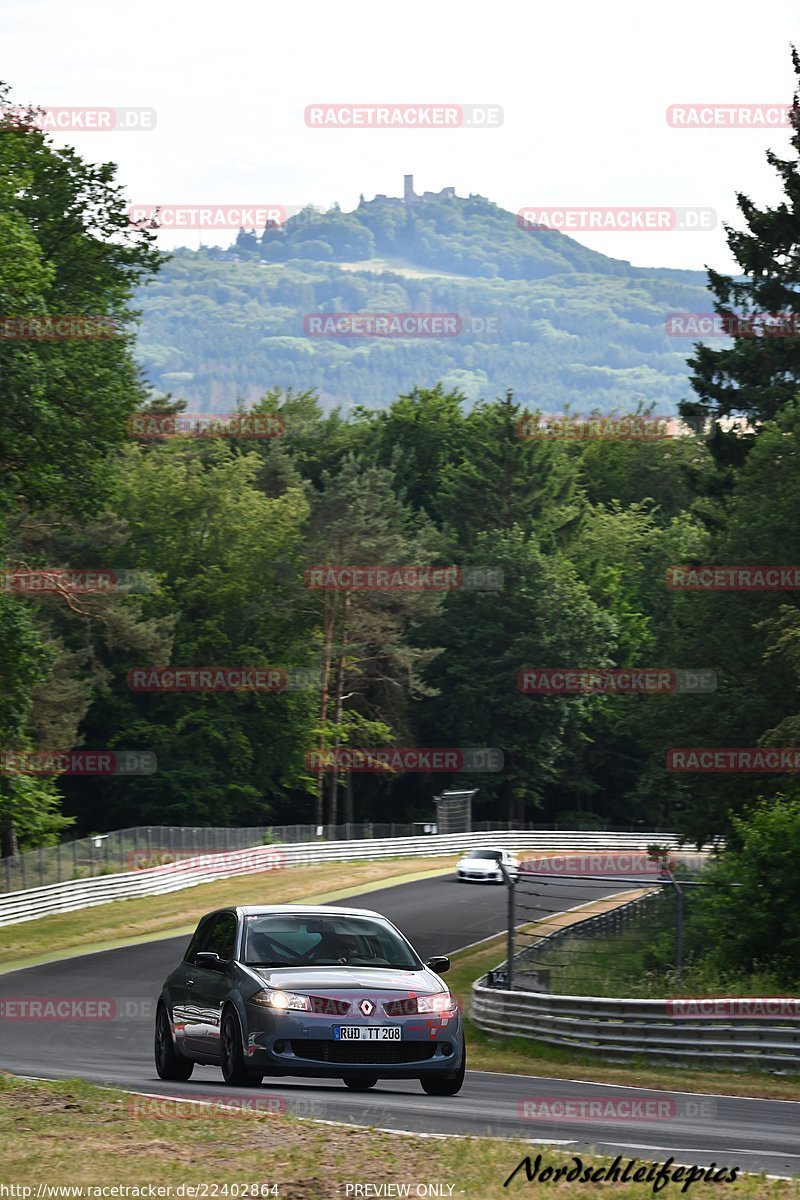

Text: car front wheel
xmin=220 ymin=1009 xmax=263 ymax=1088
xmin=155 ymin=1003 xmax=194 ymax=1081
xmin=420 ymin=1037 xmax=465 ymax=1096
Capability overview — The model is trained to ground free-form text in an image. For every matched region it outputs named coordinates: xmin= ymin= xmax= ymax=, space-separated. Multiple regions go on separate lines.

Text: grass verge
xmin=0 ymin=857 xmax=457 ymax=971
xmin=1 ymin=1073 xmax=796 ymax=1199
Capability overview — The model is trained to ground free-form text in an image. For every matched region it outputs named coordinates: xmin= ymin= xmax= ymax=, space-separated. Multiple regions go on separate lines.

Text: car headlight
xmin=419 ymin=992 xmax=459 ymax=1014
xmin=250 ymin=989 xmax=311 ymax=1011
xmin=384 ymin=991 xmax=459 ymax=1016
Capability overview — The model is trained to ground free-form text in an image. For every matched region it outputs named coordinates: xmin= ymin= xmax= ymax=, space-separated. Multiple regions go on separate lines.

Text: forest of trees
xmin=4 ymin=55 xmax=800 ymax=989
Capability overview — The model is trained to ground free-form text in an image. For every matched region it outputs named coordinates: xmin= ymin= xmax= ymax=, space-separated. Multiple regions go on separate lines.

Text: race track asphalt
xmin=0 ymin=872 xmax=797 ymax=1178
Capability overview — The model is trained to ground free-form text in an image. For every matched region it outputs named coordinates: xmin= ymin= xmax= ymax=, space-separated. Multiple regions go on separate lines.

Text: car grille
xmin=291 ymin=1039 xmax=438 ymax=1064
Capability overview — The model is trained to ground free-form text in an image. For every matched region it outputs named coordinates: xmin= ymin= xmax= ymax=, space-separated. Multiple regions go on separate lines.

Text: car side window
xmin=183 ymin=914 xmax=215 ymax=963
xmin=205 ymin=911 xmax=238 ymax=961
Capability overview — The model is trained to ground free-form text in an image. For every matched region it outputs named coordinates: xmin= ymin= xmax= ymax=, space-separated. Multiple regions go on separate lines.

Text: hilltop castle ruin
xmin=359 ymin=175 xmax=456 ymax=208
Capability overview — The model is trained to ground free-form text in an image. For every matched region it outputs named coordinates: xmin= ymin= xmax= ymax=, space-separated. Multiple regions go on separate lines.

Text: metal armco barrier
xmin=470 ymin=983 xmax=800 ymax=1068
xmin=0 ymin=830 xmax=691 ymax=927
xmin=471 ymin=898 xmax=800 ymax=1069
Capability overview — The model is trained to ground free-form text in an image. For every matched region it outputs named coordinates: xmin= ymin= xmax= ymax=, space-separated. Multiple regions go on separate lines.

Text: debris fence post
xmin=500 ymin=861 xmax=516 ymax=992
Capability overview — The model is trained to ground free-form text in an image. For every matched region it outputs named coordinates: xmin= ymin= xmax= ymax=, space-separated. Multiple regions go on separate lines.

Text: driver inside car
xmin=310 ymin=929 xmax=355 ymax=963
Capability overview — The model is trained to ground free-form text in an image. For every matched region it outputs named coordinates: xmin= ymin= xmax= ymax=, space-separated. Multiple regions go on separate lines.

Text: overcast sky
xmin=4 ymin=0 xmax=799 ymax=272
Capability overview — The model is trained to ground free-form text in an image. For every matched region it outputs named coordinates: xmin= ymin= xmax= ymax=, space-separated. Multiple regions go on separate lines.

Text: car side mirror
xmin=195 ymin=951 xmax=227 ymax=971
xmin=426 ymin=956 xmax=450 ymax=974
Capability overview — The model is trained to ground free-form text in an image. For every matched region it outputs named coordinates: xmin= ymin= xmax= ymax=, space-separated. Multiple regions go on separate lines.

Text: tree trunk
xmin=344 ymin=770 xmax=354 ymax=824
xmin=1 ymin=816 xmax=18 ymax=859
xmin=326 ymin=593 xmax=350 ymax=826
xmin=327 ymin=647 xmax=347 ymax=826
xmin=502 ymin=777 xmax=514 ymax=823
xmin=315 ymin=592 xmax=337 ymax=826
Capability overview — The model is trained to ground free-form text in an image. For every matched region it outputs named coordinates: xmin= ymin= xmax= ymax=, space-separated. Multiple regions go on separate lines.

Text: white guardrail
xmin=0 ymin=830 xmax=689 ymax=928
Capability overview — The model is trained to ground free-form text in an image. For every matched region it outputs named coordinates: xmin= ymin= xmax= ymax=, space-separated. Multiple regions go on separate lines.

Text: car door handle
xmin=186 ymin=980 xmax=194 ymax=988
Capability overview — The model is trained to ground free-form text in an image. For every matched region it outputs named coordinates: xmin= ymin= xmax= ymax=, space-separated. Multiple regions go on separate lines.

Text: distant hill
xmin=134 ymin=182 xmax=712 ymax=412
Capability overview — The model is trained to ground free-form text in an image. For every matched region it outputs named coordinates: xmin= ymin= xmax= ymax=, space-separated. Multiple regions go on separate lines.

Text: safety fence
xmin=0 ymin=829 xmax=691 ymax=926
xmin=0 ymin=820 xmax=681 ymax=897
xmin=0 ymin=820 xmax=672 ymax=893
xmin=471 ymin=888 xmax=800 ymax=1068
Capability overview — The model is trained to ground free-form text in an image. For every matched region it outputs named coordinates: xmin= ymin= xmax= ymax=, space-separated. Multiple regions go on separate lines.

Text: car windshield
xmin=467 ymin=850 xmax=502 ymax=861
xmin=243 ymin=913 xmax=422 ymax=969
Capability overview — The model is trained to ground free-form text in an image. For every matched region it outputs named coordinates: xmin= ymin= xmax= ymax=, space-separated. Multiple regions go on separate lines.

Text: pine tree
xmin=680 ymin=48 xmax=800 ymax=463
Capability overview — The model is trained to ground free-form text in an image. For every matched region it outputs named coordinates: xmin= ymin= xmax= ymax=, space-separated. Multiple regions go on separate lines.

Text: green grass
xmin=1 ymin=1073 xmax=798 ymax=1198
xmin=531 ymin=902 xmax=800 ymax=1000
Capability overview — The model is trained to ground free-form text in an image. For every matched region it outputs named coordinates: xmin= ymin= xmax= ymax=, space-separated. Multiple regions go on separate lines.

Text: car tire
xmin=155 ymin=1002 xmax=194 ymax=1081
xmin=342 ymin=1074 xmax=378 ymax=1090
xmin=420 ymin=1037 xmax=466 ymax=1096
xmin=220 ymin=1008 xmax=263 ymax=1088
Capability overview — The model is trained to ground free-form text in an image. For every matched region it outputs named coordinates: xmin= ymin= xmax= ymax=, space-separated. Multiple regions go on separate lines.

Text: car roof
xmin=234 ymin=904 xmax=385 ymax=918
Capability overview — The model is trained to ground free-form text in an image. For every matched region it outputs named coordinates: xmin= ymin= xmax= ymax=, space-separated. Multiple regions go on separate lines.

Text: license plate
xmin=333 ymin=1025 xmax=401 ymax=1041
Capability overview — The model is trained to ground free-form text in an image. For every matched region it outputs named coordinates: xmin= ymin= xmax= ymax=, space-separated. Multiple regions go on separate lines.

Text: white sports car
xmin=455 ymin=847 xmax=519 ymax=883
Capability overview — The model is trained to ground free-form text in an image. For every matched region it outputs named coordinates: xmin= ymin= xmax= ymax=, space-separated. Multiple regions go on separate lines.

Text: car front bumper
xmin=243 ymin=1006 xmax=463 ymax=1077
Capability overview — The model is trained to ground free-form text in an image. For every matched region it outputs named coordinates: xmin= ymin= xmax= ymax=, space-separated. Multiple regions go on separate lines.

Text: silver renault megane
xmin=155 ymin=904 xmax=465 ymax=1094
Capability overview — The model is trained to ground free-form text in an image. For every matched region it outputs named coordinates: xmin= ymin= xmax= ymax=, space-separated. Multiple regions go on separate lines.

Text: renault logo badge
xmin=359 ymin=998 xmax=374 ymax=1016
